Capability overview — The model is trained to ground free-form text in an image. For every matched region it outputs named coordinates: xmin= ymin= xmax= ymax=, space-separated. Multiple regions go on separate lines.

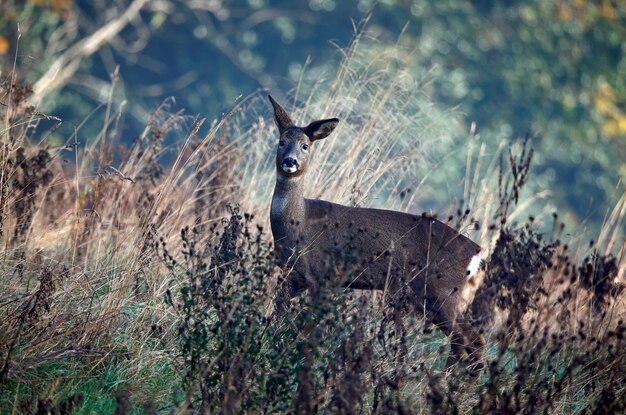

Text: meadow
xmin=1 ymin=36 xmax=625 ymax=414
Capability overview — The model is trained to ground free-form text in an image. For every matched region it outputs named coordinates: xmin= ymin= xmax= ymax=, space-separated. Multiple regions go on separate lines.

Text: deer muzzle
xmin=281 ymin=157 xmax=299 ymax=173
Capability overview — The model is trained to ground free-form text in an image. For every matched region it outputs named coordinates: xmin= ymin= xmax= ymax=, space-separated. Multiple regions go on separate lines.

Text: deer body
xmin=268 ymin=95 xmax=485 ymax=373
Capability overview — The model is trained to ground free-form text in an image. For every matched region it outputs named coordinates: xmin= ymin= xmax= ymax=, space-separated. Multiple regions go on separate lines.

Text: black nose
xmin=283 ymin=158 xmax=298 ymax=168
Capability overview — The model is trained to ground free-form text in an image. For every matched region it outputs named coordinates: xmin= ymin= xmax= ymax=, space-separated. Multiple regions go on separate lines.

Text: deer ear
xmin=268 ymin=95 xmax=294 ymax=134
xmin=303 ymin=118 xmax=339 ymax=141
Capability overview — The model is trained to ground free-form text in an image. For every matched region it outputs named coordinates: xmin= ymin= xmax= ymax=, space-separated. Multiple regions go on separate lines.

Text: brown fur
xmin=268 ymin=95 xmax=485 ymax=374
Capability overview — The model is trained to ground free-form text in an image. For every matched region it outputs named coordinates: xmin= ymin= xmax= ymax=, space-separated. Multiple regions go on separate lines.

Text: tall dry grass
xmin=0 ymin=32 xmax=624 ymax=413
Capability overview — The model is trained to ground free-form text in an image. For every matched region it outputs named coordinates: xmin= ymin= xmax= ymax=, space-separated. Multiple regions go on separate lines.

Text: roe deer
xmin=268 ymin=95 xmax=485 ymax=374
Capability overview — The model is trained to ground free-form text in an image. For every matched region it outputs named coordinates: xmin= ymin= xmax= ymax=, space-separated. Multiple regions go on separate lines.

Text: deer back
xmin=301 ymin=199 xmax=480 ymax=298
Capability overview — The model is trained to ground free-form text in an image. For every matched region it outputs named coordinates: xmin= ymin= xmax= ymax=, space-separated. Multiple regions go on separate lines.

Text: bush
xmin=1 ymin=34 xmax=625 ymax=413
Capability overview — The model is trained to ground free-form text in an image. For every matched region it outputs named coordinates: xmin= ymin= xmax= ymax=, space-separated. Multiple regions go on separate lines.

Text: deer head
xmin=268 ymin=95 xmax=339 ymax=177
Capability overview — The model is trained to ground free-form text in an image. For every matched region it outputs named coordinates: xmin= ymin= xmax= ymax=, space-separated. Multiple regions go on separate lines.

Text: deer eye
xmin=302 ymin=144 xmax=309 ymax=151
xmin=279 ymin=140 xmax=285 ymax=147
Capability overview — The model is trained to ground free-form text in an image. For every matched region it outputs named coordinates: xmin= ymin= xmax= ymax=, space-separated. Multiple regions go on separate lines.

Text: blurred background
xmin=1 ymin=0 xmax=625 ymax=235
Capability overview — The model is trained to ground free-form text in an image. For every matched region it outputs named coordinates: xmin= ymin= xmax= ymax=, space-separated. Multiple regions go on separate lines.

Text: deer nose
xmin=281 ymin=157 xmax=299 ymax=173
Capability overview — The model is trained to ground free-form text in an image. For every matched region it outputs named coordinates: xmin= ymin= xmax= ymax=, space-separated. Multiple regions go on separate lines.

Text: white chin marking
xmin=282 ymin=166 xmax=297 ymax=173
xmin=467 ymin=254 xmax=483 ymax=278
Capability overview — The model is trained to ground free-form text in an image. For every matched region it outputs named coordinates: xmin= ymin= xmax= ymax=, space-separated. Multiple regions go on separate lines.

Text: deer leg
xmin=433 ymin=308 xmax=485 ymax=376
xmin=445 ymin=324 xmax=468 ymax=371
xmin=274 ymin=262 xmax=310 ymax=314
xmin=457 ymin=318 xmax=485 ymax=377
xmin=429 ymin=305 xmax=467 ymax=371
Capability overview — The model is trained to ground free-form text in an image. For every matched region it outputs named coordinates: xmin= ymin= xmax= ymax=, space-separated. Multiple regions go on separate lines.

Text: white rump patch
xmin=466 ymin=254 xmax=483 ymax=278
xmin=282 ymin=165 xmax=297 ymax=173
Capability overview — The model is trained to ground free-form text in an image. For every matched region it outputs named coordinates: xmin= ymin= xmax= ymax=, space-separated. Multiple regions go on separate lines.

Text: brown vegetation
xmin=1 ymin=39 xmax=625 ymax=413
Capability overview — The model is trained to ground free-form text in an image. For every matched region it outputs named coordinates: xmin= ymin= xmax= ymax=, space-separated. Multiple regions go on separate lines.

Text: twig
xmin=32 ymin=0 xmax=151 ymax=103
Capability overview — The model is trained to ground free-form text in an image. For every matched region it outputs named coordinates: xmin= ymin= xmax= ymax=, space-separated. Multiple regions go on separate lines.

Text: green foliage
xmin=0 ymin=354 xmax=179 ymax=414
xmin=396 ymin=0 xmax=626 ymax=227
xmin=163 ymin=207 xmax=365 ymax=412
xmin=2 ymin=0 xmax=625 ymax=230
xmin=1 ymin=5 xmax=626 ymax=412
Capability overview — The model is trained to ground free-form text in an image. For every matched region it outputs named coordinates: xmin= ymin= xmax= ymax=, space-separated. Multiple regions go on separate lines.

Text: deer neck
xmin=271 ymin=174 xmax=306 ymax=241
